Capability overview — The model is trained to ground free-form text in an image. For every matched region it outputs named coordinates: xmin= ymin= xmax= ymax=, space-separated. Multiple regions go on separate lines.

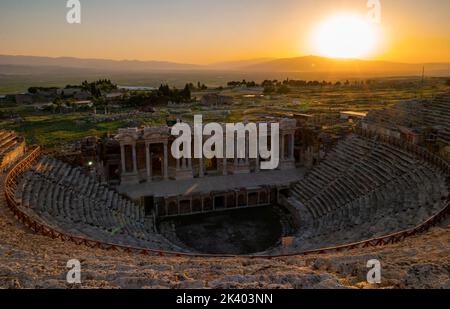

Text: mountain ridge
xmin=1 ymin=54 xmax=449 ymax=72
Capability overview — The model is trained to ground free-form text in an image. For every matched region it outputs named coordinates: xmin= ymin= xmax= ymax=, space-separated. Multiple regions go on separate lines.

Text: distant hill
xmin=1 ymin=54 xmax=449 ymax=94
xmin=240 ymin=56 xmax=450 ymax=75
xmin=207 ymin=58 xmax=276 ymax=70
xmin=1 ymin=54 xmax=449 ymax=76
xmin=0 ymin=55 xmax=202 ymax=72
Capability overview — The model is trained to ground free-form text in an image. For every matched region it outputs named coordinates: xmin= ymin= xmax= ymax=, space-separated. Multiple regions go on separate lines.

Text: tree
xmin=263 ymin=85 xmax=275 ymax=94
xmin=187 ymin=83 xmax=196 ymax=91
xmin=93 ymin=95 xmax=107 ymax=115
xmin=261 ymin=80 xmax=274 ymax=88
xmin=158 ymin=84 xmax=171 ymax=97
xmin=81 ymin=79 xmax=117 ymax=97
xmin=65 ymin=98 xmax=77 ymax=109
xmin=28 ymin=87 xmax=38 ymax=94
xmin=181 ymin=84 xmax=191 ymax=102
xmin=277 ymin=84 xmax=290 ymax=94
xmin=52 ymin=96 xmax=64 ymax=113
xmin=81 ymin=79 xmax=117 ymax=114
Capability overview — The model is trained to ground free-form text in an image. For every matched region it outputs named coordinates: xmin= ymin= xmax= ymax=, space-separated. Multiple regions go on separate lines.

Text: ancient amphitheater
xmin=0 ymin=94 xmax=449 ymax=289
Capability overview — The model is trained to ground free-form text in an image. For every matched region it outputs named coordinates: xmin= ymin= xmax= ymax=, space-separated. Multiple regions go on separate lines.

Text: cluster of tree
xmin=81 ymin=79 xmax=117 ymax=97
xmin=281 ymin=78 xmax=374 ymax=87
xmin=261 ymin=79 xmax=377 ymax=93
xmin=27 ymin=86 xmax=59 ymax=94
xmin=282 ymin=80 xmax=332 ymax=87
xmin=185 ymin=82 xmax=208 ymax=91
xmin=261 ymin=80 xmax=290 ymax=94
xmin=78 ymin=79 xmax=118 ymax=114
xmin=157 ymin=84 xmax=192 ymax=103
xmin=64 ymin=84 xmax=82 ymax=89
xmin=124 ymin=92 xmax=155 ymax=107
xmin=49 ymin=97 xmax=77 ymax=113
xmin=227 ymin=80 xmax=258 ymax=88
xmin=123 ymin=83 xmax=194 ymax=107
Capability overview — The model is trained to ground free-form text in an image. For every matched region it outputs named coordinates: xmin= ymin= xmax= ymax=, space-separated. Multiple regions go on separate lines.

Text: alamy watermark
xmin=171 ymin=116 xmax=280 ymax=170
xmin=367 ymin=259 xmax=382 ymax=284
xmin=66 ymin=259 xmax=81 ymax=284
xmin=367 ymin=0 xmax=381 ymax=24
xmin=66 ymin=1 xmax=380 ymax=25
xmin=66 ymin=0 xmax=81 ymax=24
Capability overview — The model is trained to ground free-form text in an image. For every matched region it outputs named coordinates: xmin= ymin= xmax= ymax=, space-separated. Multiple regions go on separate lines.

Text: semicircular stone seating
xmin=0 ymin=130 xmax=26 ymax=171
xmin=287 ymin=134 xmax=449 ymax=252
xmin=15 ymin=155 xmax=182 ymax=251
xmin=423 ymin=93 xmax=450 ymax=145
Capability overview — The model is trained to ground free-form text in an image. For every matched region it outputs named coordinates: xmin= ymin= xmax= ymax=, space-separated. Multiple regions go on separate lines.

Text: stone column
xmin=132 ymin=143 xmax=138 ymax=173
xmin=234 ymin=137 xmax=238 ymax=167
xmin=120 ymin=144 xmax=126 ymax=173
xmin=163 ymin=142 xmax=169 ymax=180
xmin=222 ymin=158 xmax=227 ymax=176
xmin=245 ymin=136 xmax=249 ymax=164
xmin=290 ymin=134 xmax=295 ymax=160
xmin=145 ymin=142 xmax=151 ymax=179
xmin=255 ymin=136 xmax=260 ymax=172
xmin=199 ymin=158 xmax=204 ymax=177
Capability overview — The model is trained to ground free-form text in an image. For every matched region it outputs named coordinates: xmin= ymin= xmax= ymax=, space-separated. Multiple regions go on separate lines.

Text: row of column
xmin=120 ymin=132 xmax=295 ymax=180
xmin=120 ymin=142 xmax=168 ymax=180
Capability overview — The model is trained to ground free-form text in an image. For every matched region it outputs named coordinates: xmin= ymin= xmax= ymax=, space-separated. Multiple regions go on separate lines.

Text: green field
xmin=0 ymin=110 xmax=168 ymax=149
xmin=1 ymin=77 xmax=449 ymax=151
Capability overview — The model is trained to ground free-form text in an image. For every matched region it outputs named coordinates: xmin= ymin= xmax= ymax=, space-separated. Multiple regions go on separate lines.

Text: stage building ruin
xmin=110 ymin=118 xmax=297 ymax=185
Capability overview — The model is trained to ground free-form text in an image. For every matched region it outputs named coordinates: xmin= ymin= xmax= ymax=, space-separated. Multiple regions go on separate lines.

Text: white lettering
xmin=66 ymin=0 xmax=81 ymax=24
xmin=367 ymin=259 xmax=382 ymax=284
xmin=66 ymin=259 xmax=81 ymax=284
xmin=170 ymin=116 xmax=280 ymax=170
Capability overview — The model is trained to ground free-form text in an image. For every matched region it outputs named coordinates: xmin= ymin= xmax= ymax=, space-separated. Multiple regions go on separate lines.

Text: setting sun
xmin=312 ymin=14 xmax=379 ymax=59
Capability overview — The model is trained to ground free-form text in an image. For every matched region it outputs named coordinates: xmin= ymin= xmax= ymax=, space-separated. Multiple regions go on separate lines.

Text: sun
xmin=312 ymin=14 xmax=379 ymax=59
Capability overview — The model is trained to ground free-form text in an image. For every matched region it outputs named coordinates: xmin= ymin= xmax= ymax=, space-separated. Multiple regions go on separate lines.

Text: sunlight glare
xmin=312 ymin=14 xmax=379 ymax=59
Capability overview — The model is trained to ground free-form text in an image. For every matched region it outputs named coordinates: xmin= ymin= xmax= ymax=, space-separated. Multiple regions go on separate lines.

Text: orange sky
xmin=0 ymin=0 xmax=449 ymax=64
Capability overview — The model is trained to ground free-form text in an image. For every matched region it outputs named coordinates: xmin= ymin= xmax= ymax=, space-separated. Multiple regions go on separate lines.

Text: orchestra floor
xmin=118 ymin=168 xmax=305 ymax=199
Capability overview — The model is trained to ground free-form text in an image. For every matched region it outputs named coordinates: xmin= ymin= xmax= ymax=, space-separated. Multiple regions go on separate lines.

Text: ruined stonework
xmin=113 ymin=119 xmax=297 ymax=185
